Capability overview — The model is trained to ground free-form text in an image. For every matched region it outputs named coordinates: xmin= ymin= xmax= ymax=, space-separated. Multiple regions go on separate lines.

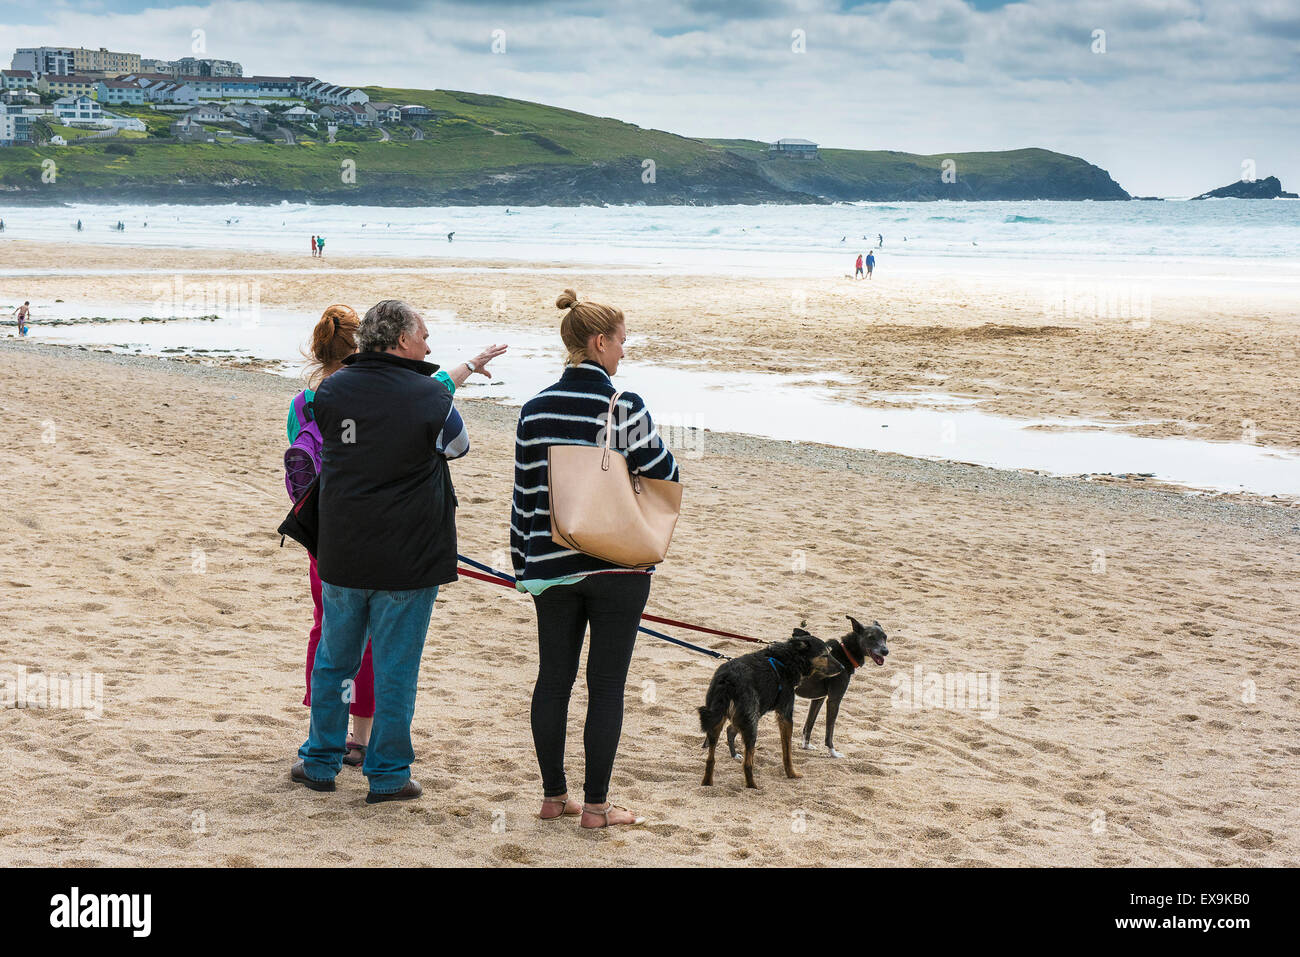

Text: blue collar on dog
xmin=767 ymin=657 xmax=782 ymax=691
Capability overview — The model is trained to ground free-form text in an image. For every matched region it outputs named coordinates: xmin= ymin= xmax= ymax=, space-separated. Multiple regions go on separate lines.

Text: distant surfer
xmin=76 ymin=219 xmax=83 ymax=231
xmin=855 ymin=253 xmax=864 ymax=279
xmin=865 ymin=251 xmax=875 ymax=279
xmin=447 ymin=231 xmax=455 ymax=242
xmin=878 ymin=233 xmax=883 ymax=246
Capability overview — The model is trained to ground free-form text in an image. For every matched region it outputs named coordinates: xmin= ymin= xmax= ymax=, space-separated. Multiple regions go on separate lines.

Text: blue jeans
xmin=300 ymin=583 xmax=438 ymax=793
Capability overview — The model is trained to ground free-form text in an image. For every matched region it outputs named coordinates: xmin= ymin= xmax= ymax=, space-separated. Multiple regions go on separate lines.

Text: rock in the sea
xmin=1191 ymin=175 xmax=1298 ymax=200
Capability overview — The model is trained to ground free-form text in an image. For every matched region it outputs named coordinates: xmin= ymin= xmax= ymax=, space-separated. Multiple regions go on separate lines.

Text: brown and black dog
xmin=699 ymin=629 xmax=843 ymax=789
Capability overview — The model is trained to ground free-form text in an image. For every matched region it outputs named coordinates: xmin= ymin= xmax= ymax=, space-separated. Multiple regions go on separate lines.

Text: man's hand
xmin=470 ymin=343 xmax=508 ymax=377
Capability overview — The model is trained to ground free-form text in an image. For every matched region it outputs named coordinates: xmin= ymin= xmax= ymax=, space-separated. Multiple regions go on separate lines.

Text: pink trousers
xmin=303 ymin=554 xmax=375 ymax=717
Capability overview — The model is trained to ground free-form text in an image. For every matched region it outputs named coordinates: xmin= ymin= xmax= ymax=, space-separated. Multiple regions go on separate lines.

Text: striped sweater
xmin=511 ymin=360 xmax=680 ymax=581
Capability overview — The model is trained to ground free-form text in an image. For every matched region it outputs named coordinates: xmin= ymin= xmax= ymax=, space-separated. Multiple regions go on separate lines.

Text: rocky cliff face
xmin=1191 ymin=176 xmax=1297 ymax=200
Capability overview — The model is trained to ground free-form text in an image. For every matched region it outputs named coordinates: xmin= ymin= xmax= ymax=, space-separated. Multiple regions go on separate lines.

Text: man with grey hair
xmin=291 ymin=299 xmax=476 ymax=803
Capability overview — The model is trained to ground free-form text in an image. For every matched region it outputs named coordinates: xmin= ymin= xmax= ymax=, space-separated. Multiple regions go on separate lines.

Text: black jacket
xmin=313 ymin=351 xmax=459 ymax=590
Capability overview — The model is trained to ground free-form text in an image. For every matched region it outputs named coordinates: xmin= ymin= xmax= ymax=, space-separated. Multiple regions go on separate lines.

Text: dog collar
xmin=839 ymin=641 xmax=861 ymax=671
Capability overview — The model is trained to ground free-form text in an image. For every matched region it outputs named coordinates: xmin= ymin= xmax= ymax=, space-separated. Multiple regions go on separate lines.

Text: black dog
xmin=795 ymin=616 xmax=889 ymax=758
xmin=699 ymin=630 xmax=843 ymax=789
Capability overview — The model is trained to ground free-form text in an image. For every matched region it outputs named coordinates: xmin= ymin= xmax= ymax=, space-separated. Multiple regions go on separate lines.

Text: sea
xmin=2 ymin=198 xmax=1298 ymax=277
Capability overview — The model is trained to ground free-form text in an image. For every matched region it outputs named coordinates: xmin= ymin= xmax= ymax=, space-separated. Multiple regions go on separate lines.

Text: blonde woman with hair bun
xmin=511 ymin=289 xmax=680 ymax=828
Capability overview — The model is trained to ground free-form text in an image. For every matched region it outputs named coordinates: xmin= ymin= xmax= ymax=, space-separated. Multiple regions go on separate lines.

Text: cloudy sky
xmin=6 ymin=0 xmax=1297 ymax=195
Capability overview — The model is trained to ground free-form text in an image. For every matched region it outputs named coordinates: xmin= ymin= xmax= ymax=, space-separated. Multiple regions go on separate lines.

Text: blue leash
xmin=456 ymin=553 xmax=728 ymax=660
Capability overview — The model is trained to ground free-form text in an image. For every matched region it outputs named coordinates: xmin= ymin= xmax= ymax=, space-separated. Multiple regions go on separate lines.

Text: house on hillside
xmin=319 ymin=103 xmax=372 ymax=126
xmin=399 ymin=104 xmax=434 ymax=120
xmin=182 ymin=103 xmax=225 ymax=124
xmin=2 ymin=69 xmax=36 ymax=90
xmin=96 ymin=79 xmax=145 ymax=105
xmin=126 ymin=75 xmax=199 ymax=105
xmin=316 ymin=104 xmax=347 ymax=125
xmin=38 ymin=74 xmax=98 ymax=99
xmin=303 ymin=81 xmax=369 ymax=106
xmin=281 ymin=104 xmax=318 ymax=124
xmin=369 ymin=102 xmax=401 ymax=123
xmin=171 ymin=115 xmax=215 ymax=142
xmin=98 ymin=111 xmax=147 ymax=132
xmin=223 ymin=102 xmax=270 ymax=130
xmin=53 ymin=94 xmax=102 ymax=123
xmin=769 ymin=138 xmax=819 ymax=159
xmin=1 ymin=89 xmax=40 ymax=107
xmin=0 ymin=103 xmax=33 ymax=146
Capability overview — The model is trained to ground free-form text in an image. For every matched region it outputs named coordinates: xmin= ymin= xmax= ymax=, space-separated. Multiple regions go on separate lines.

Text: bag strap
xmin=601 ymin=390 xmax=624 ymax=471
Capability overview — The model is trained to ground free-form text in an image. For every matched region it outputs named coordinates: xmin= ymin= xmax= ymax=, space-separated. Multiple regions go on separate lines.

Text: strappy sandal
xmin=342 ymin=740 xmax=366 ymax=767
xmin=537 ymin=795 xmax=583 ymax=820
xmin=580 ymin=802 xmax=646 ymax=829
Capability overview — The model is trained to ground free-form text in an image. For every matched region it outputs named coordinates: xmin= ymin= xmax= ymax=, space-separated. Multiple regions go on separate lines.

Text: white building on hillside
xmin=54 ymin=94 xmax=102 ymax=124
xmin=1 ymin=103 xmax=33 ymax=145
xmin=2 ymin=69 xmax=36 ymax=90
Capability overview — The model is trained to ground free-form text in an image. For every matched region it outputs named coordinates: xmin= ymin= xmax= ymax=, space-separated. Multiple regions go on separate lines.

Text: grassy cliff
xmin=0 ymin=87 xmax=1129 ymax=205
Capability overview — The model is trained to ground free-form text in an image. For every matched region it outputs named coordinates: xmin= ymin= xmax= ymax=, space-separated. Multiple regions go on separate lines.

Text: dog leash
xmin=467 ymin=556 xmax=764 ymax=645
xmin=457 ymin=553 xmax=737 ymax=660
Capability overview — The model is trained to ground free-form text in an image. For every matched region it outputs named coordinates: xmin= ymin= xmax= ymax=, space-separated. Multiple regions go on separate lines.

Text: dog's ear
xmin=792 ymin=627 xmax=810 ymax=638
xmin=847 ymin=615 xmax=865 ymax=633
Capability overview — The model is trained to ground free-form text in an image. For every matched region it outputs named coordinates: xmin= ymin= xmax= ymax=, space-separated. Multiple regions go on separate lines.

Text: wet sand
xmin=4 ymin=241 xmax=1300 ymax=449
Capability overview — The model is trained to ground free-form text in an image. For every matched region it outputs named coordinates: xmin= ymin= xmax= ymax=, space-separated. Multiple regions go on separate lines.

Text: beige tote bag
xmin=548 ymin=390 xmax=683 ymax=568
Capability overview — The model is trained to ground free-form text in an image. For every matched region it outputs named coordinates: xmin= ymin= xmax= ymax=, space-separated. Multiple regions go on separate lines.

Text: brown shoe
xmin=365 ymin=779 xmax=422 ymax=805
xmin=291 ymin=761 xmax=336 ymax=793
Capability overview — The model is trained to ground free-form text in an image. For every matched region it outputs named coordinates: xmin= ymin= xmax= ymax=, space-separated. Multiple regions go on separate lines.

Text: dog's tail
xmin=698 ymin=678 xmax=733 ymax=737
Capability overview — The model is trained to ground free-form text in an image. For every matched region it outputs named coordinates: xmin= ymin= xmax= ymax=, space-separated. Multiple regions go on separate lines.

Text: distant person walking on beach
xmin=316 ymin=235 xmax=325 ymax=257
xmin=513 ymin=289 xmax=680 ymax=828
xmin=310 ymin=235 xmax=318 ymax=258
xmin=855 ymin=253 xmax=864 ymax=279
xmin=13 ymin=302 xmax=30 ymax=336
xmin=866 ymin=251 xmax=876 ymax=279
xmin=293 ymin=300 xmax=501 ymax=803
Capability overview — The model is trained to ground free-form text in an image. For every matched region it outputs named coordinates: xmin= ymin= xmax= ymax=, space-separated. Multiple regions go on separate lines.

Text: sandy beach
xmin=5 ymin=241 xmax=1300 ymax=449
xmin=1 ymin=329 xmax=1296 ymax=867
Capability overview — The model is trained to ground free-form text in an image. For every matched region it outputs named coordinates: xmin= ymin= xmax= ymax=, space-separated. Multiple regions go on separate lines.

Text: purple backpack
xmin=285 ymin=390 xmax=323 ymax=503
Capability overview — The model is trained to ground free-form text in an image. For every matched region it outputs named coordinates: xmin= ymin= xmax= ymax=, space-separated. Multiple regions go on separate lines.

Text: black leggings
xmin=530 ymin=572 xmax=652 ymax=804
